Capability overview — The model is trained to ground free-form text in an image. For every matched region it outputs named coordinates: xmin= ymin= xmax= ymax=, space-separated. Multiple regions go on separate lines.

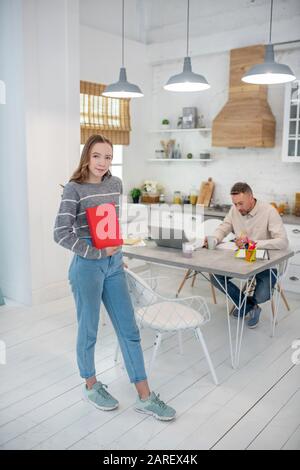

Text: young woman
xmin=54 ymin=134 xmax=175 ymax=421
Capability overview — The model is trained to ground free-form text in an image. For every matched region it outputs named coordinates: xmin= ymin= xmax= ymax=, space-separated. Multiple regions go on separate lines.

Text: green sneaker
xmin=134 ymin=392 xmax=176 ymax=421
xmin=82 ymin=382 xmax=119 ymax=411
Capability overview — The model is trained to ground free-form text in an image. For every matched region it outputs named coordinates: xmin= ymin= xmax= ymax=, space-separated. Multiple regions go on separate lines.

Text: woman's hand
xmin=105 ymin=246 xmax=120 ymax=257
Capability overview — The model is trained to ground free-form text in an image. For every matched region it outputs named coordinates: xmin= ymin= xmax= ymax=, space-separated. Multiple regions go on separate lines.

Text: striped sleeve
xmin=53 ymin=183 xmax=107 ymax=260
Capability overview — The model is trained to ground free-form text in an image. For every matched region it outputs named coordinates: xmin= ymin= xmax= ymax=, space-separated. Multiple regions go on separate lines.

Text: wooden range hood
xmin=212 ymin=45 xmax=276 ymax=148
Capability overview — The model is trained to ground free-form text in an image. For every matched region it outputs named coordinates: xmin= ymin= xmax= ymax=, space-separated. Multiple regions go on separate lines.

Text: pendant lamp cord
xmin=122 ymin=0 xmax=125 ymax=67
xmin=269 ymin=0 xmax=273 ymax=44
xmin=186 ymin=0 xmax=190 ymax=57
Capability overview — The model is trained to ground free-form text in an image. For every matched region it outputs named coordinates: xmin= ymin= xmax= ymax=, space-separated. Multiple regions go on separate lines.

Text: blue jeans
xmin=211 ymin=269 xmax=277 ymax=314
xmin=68 ymin=240 xmax=147 ymax=383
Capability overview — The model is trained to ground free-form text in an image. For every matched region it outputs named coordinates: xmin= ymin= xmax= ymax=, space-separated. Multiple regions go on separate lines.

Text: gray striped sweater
xmin=53 ymin=176 xmax=122 ymax=259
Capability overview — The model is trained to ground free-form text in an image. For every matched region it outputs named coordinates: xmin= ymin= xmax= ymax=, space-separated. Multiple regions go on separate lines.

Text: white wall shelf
xmin=150 ymin=127 xmax=212 ymax=162
xmin=150 ymin=128 xmax=211 ymax=133
xmin=148 ymin=158 xmax=213 ymax=164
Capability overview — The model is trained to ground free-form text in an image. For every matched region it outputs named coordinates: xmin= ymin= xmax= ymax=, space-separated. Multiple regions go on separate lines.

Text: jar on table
xmin=173 ymin=191 xmax=182 ymax=204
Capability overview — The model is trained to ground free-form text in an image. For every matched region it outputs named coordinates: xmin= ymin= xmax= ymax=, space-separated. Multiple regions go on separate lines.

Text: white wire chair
xmin=269 ymin=255 xmax=294 ymax=336
xmin=115 ymin=268 xmax=218 ymax=385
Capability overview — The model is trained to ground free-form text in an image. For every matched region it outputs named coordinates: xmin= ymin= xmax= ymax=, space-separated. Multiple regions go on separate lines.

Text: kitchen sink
xmin=209 ymin=204 xmax=231 ymax=212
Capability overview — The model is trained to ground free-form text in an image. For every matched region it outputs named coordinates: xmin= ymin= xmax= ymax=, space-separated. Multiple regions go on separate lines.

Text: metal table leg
xmin=212 ymin=274 xmax=256 ymax=368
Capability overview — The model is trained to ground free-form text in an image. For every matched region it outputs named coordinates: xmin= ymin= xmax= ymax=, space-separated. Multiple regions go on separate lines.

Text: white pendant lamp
xmin=103 ymin=0 xmax=143 ymax=98
xmin=242 ymin=0 xmax=295 ymax=85
xmin=164 ymin=0 xmax=210 ymax=92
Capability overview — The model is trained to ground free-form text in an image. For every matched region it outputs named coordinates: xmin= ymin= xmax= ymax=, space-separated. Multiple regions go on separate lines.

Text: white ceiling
xmin=79 ymin=0 xmax=300 ymax=44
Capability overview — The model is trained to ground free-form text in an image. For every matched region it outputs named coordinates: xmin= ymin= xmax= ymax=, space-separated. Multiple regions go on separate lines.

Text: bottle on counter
xmin=284 ymin=200 xmax=290 ymax=215
xmin=278 ymin=202 xmax=285 ymax=215
xmin=189 ymin=187 xmax=198 ymax=205
xmin=173 ymin=191 xmax=182 ymax=204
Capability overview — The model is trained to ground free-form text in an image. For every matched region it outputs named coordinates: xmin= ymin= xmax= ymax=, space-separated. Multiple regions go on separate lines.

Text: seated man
xmin=209 ymin=182 xmax=289 ymax=328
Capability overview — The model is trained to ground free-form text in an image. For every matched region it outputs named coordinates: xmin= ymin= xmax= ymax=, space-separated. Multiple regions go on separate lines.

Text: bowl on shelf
xmin=199 ymin=152 xmax=211 ymax=160
xmin=211 ymin=204 xmax=231 ymax=212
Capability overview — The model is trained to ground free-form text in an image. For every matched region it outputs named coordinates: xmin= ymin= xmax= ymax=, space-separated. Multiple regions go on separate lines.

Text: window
xmin=282 ymin=79 xmax=300 ymax=162
xmin=80 ymin=81 xmax=131 ymax=146
xmin=110 ymin=145 xmax=123 ymax=179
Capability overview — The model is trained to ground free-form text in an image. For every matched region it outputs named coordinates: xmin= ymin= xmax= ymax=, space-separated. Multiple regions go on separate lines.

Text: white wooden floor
xmin=0 ymin=265 xmax=300 ymax=450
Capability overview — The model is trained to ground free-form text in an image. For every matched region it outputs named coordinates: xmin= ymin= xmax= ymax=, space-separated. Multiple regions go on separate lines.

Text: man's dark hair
xmin=230 ymin=182 xmax=253 ymax=196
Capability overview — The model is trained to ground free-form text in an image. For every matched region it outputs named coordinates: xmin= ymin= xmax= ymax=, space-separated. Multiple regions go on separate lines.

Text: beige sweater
xmin=214 ymin=200 xmax=289 ymax=250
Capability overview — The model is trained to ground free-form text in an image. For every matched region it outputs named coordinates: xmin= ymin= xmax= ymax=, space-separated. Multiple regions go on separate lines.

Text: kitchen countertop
xmin=280 ymin=214 xmax=300 ymax=225
xmin=205 ymin=207 xmax=300 ymax=225
xmin=128 ymin=202 xmax=300 ymax=225
xmin=204 ymin=208 xmax=230 ymax=218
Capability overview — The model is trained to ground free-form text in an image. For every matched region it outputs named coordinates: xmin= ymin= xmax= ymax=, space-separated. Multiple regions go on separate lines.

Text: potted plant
xmin=161 ymin=118 xmax=170 ymax=130
xmin=130 ymin=188 xmax=141 ymax=203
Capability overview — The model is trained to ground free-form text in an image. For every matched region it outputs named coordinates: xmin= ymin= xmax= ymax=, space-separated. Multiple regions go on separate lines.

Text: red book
xmin=85 ymin=203 xmax=123 ymax=249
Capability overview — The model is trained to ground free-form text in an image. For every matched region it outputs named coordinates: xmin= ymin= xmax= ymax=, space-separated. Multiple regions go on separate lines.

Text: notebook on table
xmin=85 ymin=203 xmax=123 ymax=249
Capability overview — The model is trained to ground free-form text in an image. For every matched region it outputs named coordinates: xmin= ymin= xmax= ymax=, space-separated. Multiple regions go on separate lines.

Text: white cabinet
xmin=282 ymin=80 xmax=300 ymax=162
xmin=283 ymin=224 xmax=300 ymax=293
xmin=121 ymin=203 xmax=149 ymax=239
xmin=149 ymin=204 xmax=204 ymax=240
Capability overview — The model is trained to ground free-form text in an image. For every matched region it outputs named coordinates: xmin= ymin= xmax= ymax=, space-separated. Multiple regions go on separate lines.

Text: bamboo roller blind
xmin=80 ymin=81 xmax=131 ymax=145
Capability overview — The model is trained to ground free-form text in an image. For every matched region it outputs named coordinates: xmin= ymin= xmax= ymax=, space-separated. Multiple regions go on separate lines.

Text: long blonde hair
xmin=70 ymin=134 xmax=113 ymax=184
